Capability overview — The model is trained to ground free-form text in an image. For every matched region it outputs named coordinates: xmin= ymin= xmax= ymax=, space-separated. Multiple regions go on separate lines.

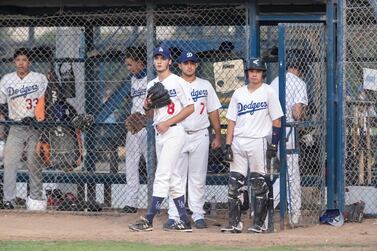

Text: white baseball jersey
xmin=130 ymin=75 xmax=148 ymax=114
xmin=226 ymin=84 xmax=283 ymax=138
xmin=0 ymin=71 xmax=48 ymax=121
xmin=147 ymin=74 xmax=193 ymax=125
xmin=270 ymin=72 xmax=308 ymax=123
xmin=182 ymin=77 xmax=221 ymax=131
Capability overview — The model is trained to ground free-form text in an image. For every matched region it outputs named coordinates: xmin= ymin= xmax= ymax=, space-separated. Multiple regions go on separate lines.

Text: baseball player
xmin=221 ymin=57 xmax=283 ymax=233
xmin=0 ymin=48 xmax=48 ymax=210
xmin=165 ymin=51 xmax=222 ymax=229
xmin=128 ymin=46 xmax=194 ymax=232
xmin=120 ymin=47 xmax=148 ymax=213
xmin=270 ymin=50 xmax=308 ymax=226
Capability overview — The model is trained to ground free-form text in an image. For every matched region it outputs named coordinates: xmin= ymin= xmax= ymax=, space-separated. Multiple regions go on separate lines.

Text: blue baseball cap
xmin=178 ymin=51 xmax=198 ymax=63
xmin=153 ymin=46 xmax=171 ymax=59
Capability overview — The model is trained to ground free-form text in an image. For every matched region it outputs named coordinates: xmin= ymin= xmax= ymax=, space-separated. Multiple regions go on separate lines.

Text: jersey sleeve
xmin=226 ymin=90 xmax=238 ymax=122
xmin=177 ymin=78 xmax=194 ymax=107
xmin=0 ymin=76 xmax=7 ymax=104
xmin=292 ymin=79 xmax=308 ymax=106
xmin=206 ymin=82 xmax=222 ymax=113
xmin=268 ymin=87 xmax=284 ymax=121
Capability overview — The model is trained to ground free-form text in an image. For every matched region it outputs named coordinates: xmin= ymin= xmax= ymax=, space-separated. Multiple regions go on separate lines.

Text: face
xmin=179 ymin=61 xmax=197 ymax=78
xmin=247 ymin=69 xmax=264 ymax=85
xmin=153 ymin=55 xmax=171 ymax=73
xmin=14 ymin=54 xmax=31 ymax=75
xmin=125 ymin=58 xmax=144 ymax=75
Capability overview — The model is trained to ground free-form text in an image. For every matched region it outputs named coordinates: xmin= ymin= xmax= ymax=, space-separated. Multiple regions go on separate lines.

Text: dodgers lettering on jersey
xmin=181 ymin=77 xmax=221 ymax=131
xmin=147 ymin=74 xmax=193 ymax=125
xmin=0 ymin=71 xmax=48 ymax=121
xmin=226 ymin=84 xmax=283 ymax=138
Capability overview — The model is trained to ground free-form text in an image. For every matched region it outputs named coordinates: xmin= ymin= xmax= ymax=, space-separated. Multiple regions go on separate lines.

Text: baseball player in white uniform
xmin=221 ymin=57 xmax=283 ymax=233
xmin=165 ymin=51 xmax=222 ymax=229
xmin=129 ymin=46 xmax=194 ymax=232
xmin=121 ymin=47 xmax=148 ymax=213
xmin=0 ymin=48 xmax=48 ymax=210
xmin=270 ymin=53 xmax=308 ymax=226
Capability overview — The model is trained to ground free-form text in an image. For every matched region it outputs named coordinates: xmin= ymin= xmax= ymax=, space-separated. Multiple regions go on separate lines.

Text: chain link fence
xmin=344 ymin=0 xmax=377 ymax=216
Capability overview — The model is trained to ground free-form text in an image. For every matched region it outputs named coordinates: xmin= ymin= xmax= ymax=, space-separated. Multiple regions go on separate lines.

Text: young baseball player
xmin=270 ymin=50 xmax=308 ymax=226
xmin=165 ymin=51 xmax=222 ymax=229
xmin=128 ymin=46 xmax=194 ymax=232
xmin=120 ymin=47 xmax=148 ymax=213
xmin=0 ymin=48 xmax=48 ymax=210
xmin=221 ymin=57 xmax=283 ymax=233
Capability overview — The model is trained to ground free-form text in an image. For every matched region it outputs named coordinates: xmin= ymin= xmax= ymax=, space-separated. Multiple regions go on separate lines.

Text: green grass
xmin=0 ymin=241 xmax=303 ymax=251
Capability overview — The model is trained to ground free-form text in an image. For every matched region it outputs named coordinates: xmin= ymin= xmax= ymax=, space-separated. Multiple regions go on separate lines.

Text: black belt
xmin=170 ymin=123 xmax=177 ymax=127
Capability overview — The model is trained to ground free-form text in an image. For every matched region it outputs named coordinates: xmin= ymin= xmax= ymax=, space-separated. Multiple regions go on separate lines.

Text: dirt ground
xmin=0 ymin=210 xmax=376 ymax=250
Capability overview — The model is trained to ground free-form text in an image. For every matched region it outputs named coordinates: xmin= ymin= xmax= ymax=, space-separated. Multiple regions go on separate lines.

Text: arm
xmin=208 ymin=109 xmax=221 ymax=149
xmin=226 ymin=119 xmax=235 ymax=145
xmin=155 ymin=104 xmax=194 ymax=134
xmin=292 ymin=103 xmax=305 ymax=121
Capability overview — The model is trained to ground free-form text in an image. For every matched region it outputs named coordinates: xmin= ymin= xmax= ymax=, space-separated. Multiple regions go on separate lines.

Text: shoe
xmin=164 ymin=220 xmax=192 ymax=232
xmin=163 ymin=218 xmax=176 ymax=230
xmin=194 ymin=219 xmax=208 ymax=229
xmin=220 ymin=222 xmax=243 ymax=233
xmin=248 ymin=224 xmax=264 ymax=233
xmin=289 ymin=212 xmax=301 ymax=227
xmin=129 ymin=216 xmax=153 ymax=232
xmin=123 ymin=205 xmax=137 ymax=213
xmin=2 ymin=201 xmax=14 ymax=209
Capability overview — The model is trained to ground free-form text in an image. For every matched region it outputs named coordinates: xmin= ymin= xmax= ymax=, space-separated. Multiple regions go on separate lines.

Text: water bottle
xmin=210 ymin=195 xmax=217 ymax=216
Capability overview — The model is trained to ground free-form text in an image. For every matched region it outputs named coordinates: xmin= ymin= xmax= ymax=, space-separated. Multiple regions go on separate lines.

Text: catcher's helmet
xmin=245 ymin=57 xmax=267 ymax=72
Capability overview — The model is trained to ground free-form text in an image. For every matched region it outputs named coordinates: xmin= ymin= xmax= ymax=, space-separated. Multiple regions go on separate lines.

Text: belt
xmin=185 ymin=128 xmax=205 ymax=135
xmin=170 ymin=123 xmax=177 ymax=127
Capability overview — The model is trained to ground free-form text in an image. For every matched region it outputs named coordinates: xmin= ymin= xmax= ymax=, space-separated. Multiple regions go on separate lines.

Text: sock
xmin=145 ymin=196 xmax=164 ymax=224
xmin=173 ymin=195 xmax=190 ymax=224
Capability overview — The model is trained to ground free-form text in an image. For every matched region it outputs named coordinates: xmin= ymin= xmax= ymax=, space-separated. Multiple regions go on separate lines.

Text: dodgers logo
xmin=169 ymin=89 xmax=177 ymax=97
xmin=7 ymin=84 xmax=39 ymax=99
xmin=191 ymin=89 xmax=208 ymax=102
xmin=237 ymin=101 xmax=268 ymax=116
xmin=131 ymin=87 xmax=146 ymax=98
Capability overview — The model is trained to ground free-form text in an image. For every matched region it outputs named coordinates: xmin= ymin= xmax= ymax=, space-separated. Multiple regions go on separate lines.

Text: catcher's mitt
xmin=125 ymin=112 xmax=147 ymax=134
xmin=147 ymin=82 xmax=171 ymax=109
xmin=71 ymin=114 xmax=94 ymax=131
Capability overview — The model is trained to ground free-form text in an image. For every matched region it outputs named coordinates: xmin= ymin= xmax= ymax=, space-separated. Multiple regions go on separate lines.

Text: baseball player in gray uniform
xmin=128 ymin=46 xmax=194 ymax=232
xmin=221 ymin=57 xmax=283 ymax=233
xmin=270 ymin=51 xmax=308 ymax=226
xmin=0 ymin=48 xmax=48 ymax=210
xmin=165 ymin=51 xmax=222 ymax=229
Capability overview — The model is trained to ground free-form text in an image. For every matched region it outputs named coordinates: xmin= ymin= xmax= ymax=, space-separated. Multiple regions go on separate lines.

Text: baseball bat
xmin=267 ymin=156 xmax=276 ymax=233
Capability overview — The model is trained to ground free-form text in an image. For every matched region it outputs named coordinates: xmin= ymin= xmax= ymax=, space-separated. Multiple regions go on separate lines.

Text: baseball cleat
xmin=163 ymin=218 xmax=176 ymax=230
xmin=248 ymin=224 xmax=264 ymax=233
xmin=128 ymin=216 xmax=153 ymax=232
xmin=194 ymin=219 xmax=208 ymax=229
xmin=220 ymin=222 xmax=243 ymax=233
xmin=164 ymin=220 xmax=192 ymax=232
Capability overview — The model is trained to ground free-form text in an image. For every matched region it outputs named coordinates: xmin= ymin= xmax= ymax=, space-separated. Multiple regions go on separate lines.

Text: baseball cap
xmin=178 ymin=51 xmax=198 ymax=63
xmin=153 ymin=46 xmax=171 ymax=59
xmin=319 ymin=209 xmax=344 ymax=227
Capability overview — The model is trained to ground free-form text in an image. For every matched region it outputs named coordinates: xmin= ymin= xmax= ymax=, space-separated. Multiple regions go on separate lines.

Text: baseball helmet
xmin=245 ymin=57 xmax=267 ymax=72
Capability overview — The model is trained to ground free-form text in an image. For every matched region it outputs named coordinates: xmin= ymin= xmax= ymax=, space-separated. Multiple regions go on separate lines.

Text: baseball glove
xmin=71 ymin=114 xmax=94 ymax=131
xmin=147 ymin=82 xmax=171 ymax=109
xmin=125 ymin=112 xmax=147 ymax=134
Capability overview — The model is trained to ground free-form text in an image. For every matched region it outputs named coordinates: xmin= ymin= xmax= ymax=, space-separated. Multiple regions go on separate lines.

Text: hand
xmin=301 ymin=132 xmax=314 ymax=147
xmin=143 ymin=98 xmax=152 ymax=111
xmin=224 ymin=144 xmax=233 ymax=162
xmin=155 ymin=121 xmax=170 ymax=135
xmin=266 ymin=144 xmax=278 ymax=160
xmin=211 ymin=135 xmax=221 ymax=150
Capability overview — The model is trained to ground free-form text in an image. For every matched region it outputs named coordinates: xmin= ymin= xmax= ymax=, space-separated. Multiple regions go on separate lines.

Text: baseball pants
xmin=230 ymin=137 xmax=268 ymax=177
xmin=168 ymin=129 xmax=209 ymax=221
xmin=153 ymin=124 xmax=187 ymax=199
xmin=3 ymin=126 xmax=43 ymax=202
xmin=122 ymin=128 xmax=147 ymax=208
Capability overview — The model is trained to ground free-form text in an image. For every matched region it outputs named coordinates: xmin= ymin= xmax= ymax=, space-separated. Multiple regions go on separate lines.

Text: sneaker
xmin=128 ymin=216 xmax=153 ymax=232
xmin=248 ymin=224 xmax=264 ymax=233
xmin=165 ymin=220 xmax=192 ymax=232
xmin=122 ymin=205 xmax=138 ymax=213
xmin=2 ymin=201 xmax=14 ymax=210
xmin=220 ymin=222 xmax=243 ymax=233
xmin=194 ymin=219 xmax=208 ymax=229
xmin=163 ymin=218 xmax=176 ymax=230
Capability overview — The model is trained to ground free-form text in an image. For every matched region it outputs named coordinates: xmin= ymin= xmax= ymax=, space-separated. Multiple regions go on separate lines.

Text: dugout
xmin=0 ymin=0 xmax=376 ymax=224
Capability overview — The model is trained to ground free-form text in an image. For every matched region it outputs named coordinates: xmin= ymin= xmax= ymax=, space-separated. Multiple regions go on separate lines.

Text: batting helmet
xmin=245 ymin=57 xmax=267 ymax=72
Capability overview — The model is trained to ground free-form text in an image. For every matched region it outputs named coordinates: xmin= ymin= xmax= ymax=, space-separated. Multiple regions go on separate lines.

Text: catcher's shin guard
xmin=249 ymin=172 xmax=269 ymax=233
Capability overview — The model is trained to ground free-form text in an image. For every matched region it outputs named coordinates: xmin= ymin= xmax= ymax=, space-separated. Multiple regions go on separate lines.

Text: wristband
xmin=271 ymin=126 xmax=281 ymax=145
